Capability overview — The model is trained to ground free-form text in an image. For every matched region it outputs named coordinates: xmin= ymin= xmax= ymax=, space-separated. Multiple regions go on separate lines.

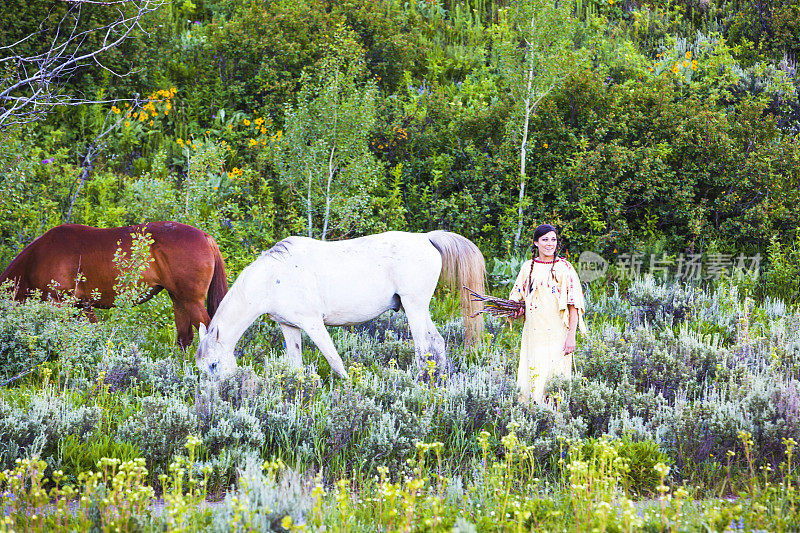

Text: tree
xmin=494 ymin=0 xmax=584 ymax=247
xmin=272 ymin=32 xmax=382 ymax=240
xmin=0 ymin=0 xmax=163 ymax=128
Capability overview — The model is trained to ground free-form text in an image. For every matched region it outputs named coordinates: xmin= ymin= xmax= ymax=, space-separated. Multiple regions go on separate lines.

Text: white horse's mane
xmin=259 ymin=239 xmax=293 ymax=262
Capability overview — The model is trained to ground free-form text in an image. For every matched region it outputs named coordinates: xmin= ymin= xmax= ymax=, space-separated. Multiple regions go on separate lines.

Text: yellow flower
xmin=543 ymin=142 xmax=548 ymax=149
xmin=111 ymin=106 xmax=120 ymax=114
xmin=691 ymin=60 xmax=698 ymax=71
xmin=260 ymin=127 xmax=267 ymax=134
xmin=672 ymin=62 xmax=680 ymax=73
xmin=177 ymin=138 xmax=184 ymax=145
xmin=683 ymin=60 xmax=688 ymax=68
xmin=249 ymin=138 xmax=258 ymax=146
xmin=149 ymin=120 xmax=154 ymax=126
xmin=124 ymin=121 xmax=130 ymax=127
xmin=243 ymin=119 xmax=251 ymax=126
xmin=648 ymin=67 xmax=654 ymax=72
xmin=124 ymin=102 xmax=130 ymax=108
xmin=609 ymin=0 xmax=614 ymax=4
xmin=227 ymin=124 xmax=233 ymax=129
xmin=254 ymin=117 xmax=264 ymax=126
xmin=685 ymin=51 xmax=692 ymax=60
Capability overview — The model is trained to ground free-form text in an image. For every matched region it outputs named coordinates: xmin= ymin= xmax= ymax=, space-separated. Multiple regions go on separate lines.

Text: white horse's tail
xmin=427 ymin=230 xmax=486 ymax=346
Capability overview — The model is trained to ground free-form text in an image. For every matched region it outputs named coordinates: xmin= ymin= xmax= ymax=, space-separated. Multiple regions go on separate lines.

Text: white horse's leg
xmin=280 ymin=323 xmax=303 ymax=368
xmin=302 ymin=320 xmax=349 ymax=379
xmin=403 ymin=299 xmax=446 ymax=371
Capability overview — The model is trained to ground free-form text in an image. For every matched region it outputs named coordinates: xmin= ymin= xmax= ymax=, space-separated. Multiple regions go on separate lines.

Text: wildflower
xmin=41 ymin=158 xmax=54 ymax=165
xmin=685 ymin=51 xmax=692 ymax=60
xmin=177 ymin=138 xmax=184 ymax=145
xmin=260 ymin=127 xmax=267 ymax=134
xmin=543 ymin=142 xmax=549 ymax=149
xmin=254 ymin=117 xmax=265 ymax=126
xmin=111 ymin=105 xmax=120 ymax=114
xmin=609 ymin=0 xmax=614 ymax=4
xmin=672 ymin=63 xmax=680 ymax=73
xmin=249 ymin=138 xmax=258 ymax=146
xmin=227 ymin=124 xmax=233 ymax=129
xmin=125 ymin=121 xmax=130 ymax=127
xmin=149 ymin=120 xmax=154 ymax=126
xmin=691 ymin=60 xmax=698 ymax=71
xmin=683 ymin=60 xmax=688 ymax=68
xmin=648 ymin=67 xmax=654 ymax=72
xmin=243 ymin=119 xmax=251 ymax=126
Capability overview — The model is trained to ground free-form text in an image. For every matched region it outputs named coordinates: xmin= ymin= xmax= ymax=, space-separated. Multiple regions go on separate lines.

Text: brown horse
xmin=0 ymin=222 xmax=228 ymax=348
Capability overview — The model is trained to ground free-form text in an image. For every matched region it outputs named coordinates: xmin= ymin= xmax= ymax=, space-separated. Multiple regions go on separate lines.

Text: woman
xmin=509 ymin=224 xmax=586 ymax=404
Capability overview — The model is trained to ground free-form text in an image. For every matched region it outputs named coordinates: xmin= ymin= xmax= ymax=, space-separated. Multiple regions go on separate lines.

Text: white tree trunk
xmin=322 ymin=145 xmax=336 ymax=241
xmin=513 ymin=49 xmax=537 ymax=248
xmin=306 ymin=167 xmax=313 ymax=238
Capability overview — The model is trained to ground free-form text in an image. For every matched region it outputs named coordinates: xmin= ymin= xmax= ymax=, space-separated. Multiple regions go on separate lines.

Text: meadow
xmin=2 ymin=266 xmax=799 ymax=531
xmin=2 ymin=0 xmax=799 ymax=529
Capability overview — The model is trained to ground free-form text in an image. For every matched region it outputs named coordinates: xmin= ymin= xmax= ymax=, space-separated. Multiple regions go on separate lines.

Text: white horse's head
xmin=196 ymin=322 xmax=237 ymax=378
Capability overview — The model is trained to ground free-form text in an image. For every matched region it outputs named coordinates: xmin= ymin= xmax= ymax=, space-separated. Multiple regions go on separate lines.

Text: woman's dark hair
xmin=529 ymin=223 xmax=560 ymax=287
xmin=533 ymin=223 xmax=559 ymax=243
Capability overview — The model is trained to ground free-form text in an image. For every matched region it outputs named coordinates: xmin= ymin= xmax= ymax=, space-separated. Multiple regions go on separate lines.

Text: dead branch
xmin=0 ymin=0 xmax=164 ymax=129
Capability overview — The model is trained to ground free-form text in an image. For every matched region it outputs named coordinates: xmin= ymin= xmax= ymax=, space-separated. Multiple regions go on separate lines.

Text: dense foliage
xmin=1 ymin=0 xmax=798 ymax=275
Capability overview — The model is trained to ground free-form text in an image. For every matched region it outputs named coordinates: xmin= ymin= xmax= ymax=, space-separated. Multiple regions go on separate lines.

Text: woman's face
xmin=534 ymin=231 xmax=558 ymax=258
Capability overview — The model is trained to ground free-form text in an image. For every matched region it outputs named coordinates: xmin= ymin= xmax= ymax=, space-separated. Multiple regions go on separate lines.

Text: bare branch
xmin=0 ymin=0 xmax=164 ymax=129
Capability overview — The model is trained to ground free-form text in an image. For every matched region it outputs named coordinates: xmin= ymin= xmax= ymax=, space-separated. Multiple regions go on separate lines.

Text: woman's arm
xmin=564 ymin=304 xmax=578 ymax=353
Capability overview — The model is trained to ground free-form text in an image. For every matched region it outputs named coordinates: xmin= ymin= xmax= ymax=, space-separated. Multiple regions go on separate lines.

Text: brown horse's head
xmin=197 ymin=322 xmax=237 ymax=378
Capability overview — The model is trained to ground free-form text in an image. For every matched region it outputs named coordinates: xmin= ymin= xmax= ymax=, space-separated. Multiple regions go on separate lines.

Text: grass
xmin=1 ymin=274 xmax=800 ymax=530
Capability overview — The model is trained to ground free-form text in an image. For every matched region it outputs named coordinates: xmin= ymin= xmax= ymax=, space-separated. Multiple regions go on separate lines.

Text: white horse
xmin=196 ymin=230 xmax=485 ymax=378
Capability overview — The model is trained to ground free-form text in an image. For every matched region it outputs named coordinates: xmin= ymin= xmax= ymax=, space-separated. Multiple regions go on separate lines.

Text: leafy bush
xmin=0 ymin=296 xmax=106 ymax=384
xmin=117 ymin=395 xmax=198 ymax=474
xmin=0 ymin=393 xmax=99 ymax=471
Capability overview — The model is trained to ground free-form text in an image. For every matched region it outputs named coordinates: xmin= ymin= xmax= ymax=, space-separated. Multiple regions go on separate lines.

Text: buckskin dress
xmin=509 ymin=257 xmax=587 ymax=404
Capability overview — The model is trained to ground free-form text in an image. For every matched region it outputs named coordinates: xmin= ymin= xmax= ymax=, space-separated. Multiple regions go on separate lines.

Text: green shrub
xmin=0 ymin=296 xmax=106 ymax=384
xmin=117 ymin=395 xmax=198 ymax=475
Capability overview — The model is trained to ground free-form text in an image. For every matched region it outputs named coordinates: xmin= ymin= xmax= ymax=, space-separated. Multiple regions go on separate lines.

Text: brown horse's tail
xmin=205 ymin=235 xmax=228 ymax=319
xmin=427 ymin=230 xmax=486 ymax=346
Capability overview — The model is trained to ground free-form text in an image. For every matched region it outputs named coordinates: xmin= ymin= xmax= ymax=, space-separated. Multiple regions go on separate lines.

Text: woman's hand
xmin=564 ymin=335 xmax=576 ymax=354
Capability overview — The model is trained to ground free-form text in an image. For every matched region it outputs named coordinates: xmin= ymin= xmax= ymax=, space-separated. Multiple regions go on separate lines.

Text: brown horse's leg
xmin=172 ymin=298 xmax=210 ymax=349
xmin=83 ymin=307 xmax=98 ymax=323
